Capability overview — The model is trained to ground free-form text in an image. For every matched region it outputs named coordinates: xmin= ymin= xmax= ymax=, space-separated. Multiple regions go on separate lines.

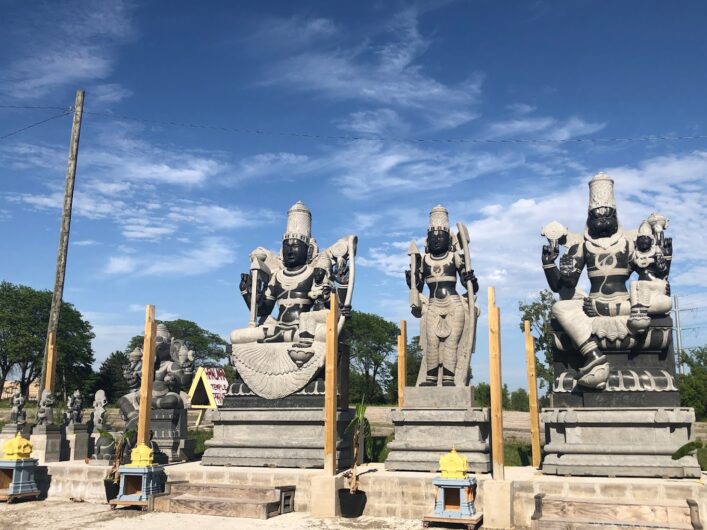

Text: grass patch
xmin=504 ymin=439 xmax=534 ymax=466
xmin=189 ymin=428 xmax=213 ymax=460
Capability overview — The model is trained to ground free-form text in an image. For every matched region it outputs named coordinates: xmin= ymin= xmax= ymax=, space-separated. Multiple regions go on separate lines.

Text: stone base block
xmin=542 ymin=407 xmax=702 ymax=478
xmin=30 ymin=425 xmax=61 ymax=464
xmin=0 ymin=458 xmax=40 ymax=497
xmin=151 ymin=409 xmax=194 ymax=463
xmin=385 ymin=387 xmax=491 ymax=473
xmin=202 ymin=407 xmax=354 ymax=469
xmin=116 ymin=465 xmax=166 ymax=502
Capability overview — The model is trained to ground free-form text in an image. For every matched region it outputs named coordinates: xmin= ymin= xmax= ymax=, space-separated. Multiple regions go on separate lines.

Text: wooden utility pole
xmin=323 ymin=292 xmax=340 ymax=475
xmin=488 ymin=287 xmax=505 ymax=480
xmin=39 ymin=89 xmax=85 ymax=398
xmin=524 ymin=320 xmax=542 ymax=469
xmin=397 ymin=320 xmax=407 ymax=408
xmin=131 ymin=305 xmax=157 ymax=465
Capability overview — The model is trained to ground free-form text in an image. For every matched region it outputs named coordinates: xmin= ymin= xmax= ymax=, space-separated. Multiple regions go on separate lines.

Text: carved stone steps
xmin=152 ymin=482 xmax=295 ymax=519
xmin=531 ymin=494 xmax=702 ymax=530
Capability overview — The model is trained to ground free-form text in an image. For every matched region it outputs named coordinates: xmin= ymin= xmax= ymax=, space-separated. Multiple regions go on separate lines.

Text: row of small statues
xmin=7 ymin=388 xmax=108 ymax=431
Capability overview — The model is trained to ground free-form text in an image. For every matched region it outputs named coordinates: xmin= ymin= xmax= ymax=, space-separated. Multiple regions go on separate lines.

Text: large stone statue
xmin=64 ymin=389 xmax=84 ymax=425
xmin=203 ymin=202 xmax=357 ymax=469
xmin=90 ymin=390 xmax=108 ymax=432
xmin=406 ymin=205 xmax=479 ymax=386
xmin=539 ymin=172 xmax=699 ymax=478
xmin=541 ymin=172 xmax=674 ymax=391
xmin=9 ymin=391 xmax=26 ymax=425
xmin=228 ymin=201 xmax=357 ymax=399
xmin=386 ymin=205 xmax=490 ymax=473
xmin=36 ymin=390 xmax=55 ymax=426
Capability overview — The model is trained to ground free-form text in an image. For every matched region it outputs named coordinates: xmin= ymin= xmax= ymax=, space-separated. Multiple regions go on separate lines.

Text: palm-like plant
xmin=344 ymin=398 xmax=372 ymax=493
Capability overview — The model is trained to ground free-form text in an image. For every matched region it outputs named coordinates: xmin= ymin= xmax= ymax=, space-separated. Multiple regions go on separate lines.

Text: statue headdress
xmin=588 ymin=172 xmax=616 ymax=211
xmin=283 ymin=201 xmax=312 ymax=243
xmin=637 ymin=220 xmax=653 ymax=239
xmin=428 ymin=204 xmax=450 ymax=232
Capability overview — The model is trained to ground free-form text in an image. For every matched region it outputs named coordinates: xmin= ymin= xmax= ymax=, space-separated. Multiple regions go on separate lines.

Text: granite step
xmin=152 ymin=481 xmax=295 ymax=519
xmin=531 ymin=494 xmax=701 ymax=530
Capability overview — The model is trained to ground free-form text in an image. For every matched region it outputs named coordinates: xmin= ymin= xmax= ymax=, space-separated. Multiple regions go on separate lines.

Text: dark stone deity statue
xmin=9 ymin=391 xmax=26 ymax=425
xmin=541 ymin=172 xmax=676 ymax=402
xmin=36 ymin=390 xmax=55 ymax=426
xmin=405 ymin=205 xmax=479 ymax=386
xmin=118 ymin=327 xmax=195 ymax=427
xmin=64 ymin=389 xmax=84 ymax=425
xmin=228 ymin=201 xmax=357 ymax=399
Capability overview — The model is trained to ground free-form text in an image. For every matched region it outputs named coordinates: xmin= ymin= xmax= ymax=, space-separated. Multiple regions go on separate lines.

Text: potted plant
xmin=339 ymin=398 xmax=371 ymax=518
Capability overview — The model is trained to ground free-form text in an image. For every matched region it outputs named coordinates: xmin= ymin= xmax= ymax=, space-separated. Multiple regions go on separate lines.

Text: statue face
xmin=427 ymin=229 xmax=450 ymax=256
xmin=636 ymin=235 xmax=653 ymax=252
xmin=587 ymin=207 xmax=618 ymax=238
xmin=282 ymin=238 xmax=309 ymax=268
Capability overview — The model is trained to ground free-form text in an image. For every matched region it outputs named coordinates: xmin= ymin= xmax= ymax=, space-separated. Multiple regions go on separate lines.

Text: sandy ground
xmin=0 ymin=500 xmax=425 ymax=530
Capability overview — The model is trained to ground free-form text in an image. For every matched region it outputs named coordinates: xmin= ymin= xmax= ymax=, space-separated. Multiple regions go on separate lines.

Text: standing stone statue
xmin=91 ymin=389 xmax=108 ymax=432
xmin=64 ymin=389 xmax=84 ymax=425
xmin=406 ymin=205 xmax=479 ymax=386
xmin=228 ymin=201 xmax=357 ymax=399
xmin=9 ymin=391 xmax=26 ymax=425
xmin=36 ymin=390 xmax=55 ymax=426
xmin=386 ymin=205 xmax=489 ymax=473
xmin=540 ymin=172 xmax=699 ymax=478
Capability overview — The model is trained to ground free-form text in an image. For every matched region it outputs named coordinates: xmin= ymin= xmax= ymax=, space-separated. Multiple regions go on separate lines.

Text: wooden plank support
xmin=397 ymin=320 xmax=407 ymax=408
xmin=130 ymin=304 xmax=157 ymax=466
xmin=488 ymin=287 xmax=505 ymax=480
xmin=323 ymin=292 xmax=340 ymax=476
xmin=524 ymin=320 xmax=542 ymax=469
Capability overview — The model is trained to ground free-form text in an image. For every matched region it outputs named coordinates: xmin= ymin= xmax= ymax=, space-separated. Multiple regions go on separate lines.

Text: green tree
xmin=92 ymin=350 xmax=130 ymax=404
xmin=345 ymin=311 xmax=399 ymax=404
xmin=385 ymin=335 xmax=423 ymax=402
xmin=510 ymin=387 xmax=530 ymax=412
xmin=0 ymin=281 xmax=95 ymax=399
xmin=518 ymin=289 xmax=556 ymax=394
xmin=126 ymin=319 xmax=228 ymax=366
xmin=474 ymin=381 xmax=511 ymax=409
xmin=677 ymin=346 xmax=707 ymax=421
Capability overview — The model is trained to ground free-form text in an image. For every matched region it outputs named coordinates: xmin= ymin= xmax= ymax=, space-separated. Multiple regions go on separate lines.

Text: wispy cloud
xmin=0 ymin=1 xmax=135 ymax=99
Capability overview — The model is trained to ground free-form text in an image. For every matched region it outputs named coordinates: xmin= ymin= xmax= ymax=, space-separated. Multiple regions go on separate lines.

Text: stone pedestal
xmin=542 ymin=407 xmax=701 ymax=478
xmin=63 ymin=423 xmax=89 ymax=461
xmin=203 ymin=405 xmax=354 ymax=469
xmin=115 ymin=465 xmax=166 ymax=502
xmin=0 ymin=458 xmax=40 ymax=500
xmin=29 ymin=425 xmax=61 ymax=464
xmin=151 ymin=409 xmax=194 ymax=464
xmin=385 ymin=387 xmax=491 ymax=472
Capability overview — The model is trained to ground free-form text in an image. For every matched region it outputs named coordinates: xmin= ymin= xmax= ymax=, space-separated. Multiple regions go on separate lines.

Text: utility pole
xmin=673 ymin=294 xmax=683 ymax=376
xmin=38 ymin=89 xmax=85 ymax=402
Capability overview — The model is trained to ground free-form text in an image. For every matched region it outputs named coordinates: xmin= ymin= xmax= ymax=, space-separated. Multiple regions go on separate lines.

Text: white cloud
xmin=91 ymin=83 xmax=133 ymax=103
xmin=486 ymin=115 xmax=606 ymax=141
xmin=1 ymin=1 xmax=135 ymax=99
xmin=336 ymin=109 xmax=408 ymax=136
xmin=105 ymin=255 xmax=137 ymax=274
xmin=73 ymin=239 xmax=100 ymax=246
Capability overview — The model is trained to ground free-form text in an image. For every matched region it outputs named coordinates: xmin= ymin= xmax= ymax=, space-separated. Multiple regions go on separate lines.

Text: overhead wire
xmin=0 ymin=110 xmax=71 ymax=141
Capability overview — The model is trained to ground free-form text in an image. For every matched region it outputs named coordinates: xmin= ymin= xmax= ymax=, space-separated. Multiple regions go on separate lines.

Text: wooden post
xmin=130 ymin=305 xmax=157 ymax=466
xmin=488 ymin=287 xmax=505 ymax=480
xmin=397 ymin=320 xmax=407 ymax=408
xmin=323 ymin=292 xmax=340 ymax=475
xmin=39 ymin=89 xmax=85 ymax=399
xmin=524 ymin=320 xmax=542 ymax=469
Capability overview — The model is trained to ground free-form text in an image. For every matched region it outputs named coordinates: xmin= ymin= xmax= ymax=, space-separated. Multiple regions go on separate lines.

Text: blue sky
xmin=2 ymin=1 xmax=707 ymax=391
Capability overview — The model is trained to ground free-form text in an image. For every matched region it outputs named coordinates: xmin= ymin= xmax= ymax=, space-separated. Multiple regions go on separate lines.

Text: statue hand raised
xmin=239 ymin=273 xmax=252 ymax=294
xmin=559 ymin=254 xmax=575 ymax=277
xmin=405 ymin=269 xmax=412 ymax=289
xmin=340 ymin=304 xmax=352 ymax=318
xmin=461 ymin=269 xmax=479 ymax=294
xmin=662 ymin=237 xmax=673 ymax=258
xmin=542 ymin=244 xmax=559 ymax=265
xmin=583 ymin=297 xmax=598 ymax=317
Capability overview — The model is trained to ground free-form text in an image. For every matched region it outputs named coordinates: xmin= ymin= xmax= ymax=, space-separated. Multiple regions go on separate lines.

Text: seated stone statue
xmin=541 ymin=172 xmax=674 ymax=391
xmin=229 ymin=201 xmax=356 ymax=399
xmin=64 ymin=389 xmax=83 ymax=425
xmin=36 ymin=389 xmax=55 ymax=426
xmin=405 ymin=205 xmax=479 ymax=386
xmin=9 ymin=391 xmax=26 ymax=425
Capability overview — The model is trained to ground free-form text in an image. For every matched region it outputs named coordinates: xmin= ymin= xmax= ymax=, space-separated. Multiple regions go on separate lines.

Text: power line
xmin=0 ymin=104 xmax=71 ymax=111
xmin=0 ymin=110 xmax=71 ymax=141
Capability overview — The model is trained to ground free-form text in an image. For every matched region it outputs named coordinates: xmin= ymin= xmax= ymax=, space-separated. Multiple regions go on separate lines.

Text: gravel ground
xmin=0 ymin=500 xmax=425 ymax=530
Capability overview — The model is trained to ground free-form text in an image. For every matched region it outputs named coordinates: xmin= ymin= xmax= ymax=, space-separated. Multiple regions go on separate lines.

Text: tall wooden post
xmin=130 ymin=305 xmax=157 ymax=467
xmin=397 ymin=320 xmax=407 ymax=408
xmin=39 ymin=89 xmax=85 ymax=398
xmin=488 ymin=287 xmax=505 ymax=480
xmin=323 ymin=292 xmax=340 ymax=475
xmin=524 ymin=320 xmax=542 ymax=469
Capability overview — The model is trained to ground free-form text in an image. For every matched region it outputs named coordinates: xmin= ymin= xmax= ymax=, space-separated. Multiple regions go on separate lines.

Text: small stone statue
xmin=64 ymin=389 xmax=84 ymax=425
xmin=227 ymin=201 xmax=357 ymax=399
xmin=9 ymin=390 xmax=26 ymax=425
xmin=91 ymin=389 xmax=108 ymax=431
xmin=405 ymin=205 xmax=479 ymax=386
xmin=37 ymin=389 xmax=56 ymax=426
